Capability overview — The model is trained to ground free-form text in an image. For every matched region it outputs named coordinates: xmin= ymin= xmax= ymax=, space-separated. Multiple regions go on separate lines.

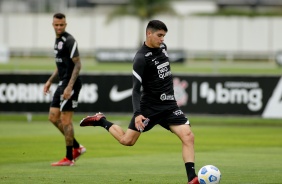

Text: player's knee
xmin=48 ymin=116 xmax=55 ymax=123
xmin=182 ymin=130 xmax=195 ymax=145
xmin=48 ymin=115 xmax=56 ymax=123
xmin=120 ymin=139 xmax=136 ymax=146
xmin=188 ymin=131 xmax=195 ymax=142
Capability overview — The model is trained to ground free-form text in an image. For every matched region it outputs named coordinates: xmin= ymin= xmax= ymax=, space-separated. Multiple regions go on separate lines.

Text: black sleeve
xmin=132 ymin=53 xmax=146 ymax=117
xmin=66 ymin=36 xmax=79 ymax=58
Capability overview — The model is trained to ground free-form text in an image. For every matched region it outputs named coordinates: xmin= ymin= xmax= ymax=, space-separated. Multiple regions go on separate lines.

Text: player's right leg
xmin=109 ymin=125 xmax=140 ymax=146
xmin=48 ymin=86 xmax=64 ymax=133
xmin=48 ymin=107 xmax=63 ymax=133
xmin=80 ymin=113 xmax=141 ymax=146
xmin=48 ymin=107 xmax=75 ymax=166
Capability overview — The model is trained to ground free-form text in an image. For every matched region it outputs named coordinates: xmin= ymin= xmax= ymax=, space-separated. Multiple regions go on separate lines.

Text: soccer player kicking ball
xmin=80 ymin=20 xmax=199 ymax=184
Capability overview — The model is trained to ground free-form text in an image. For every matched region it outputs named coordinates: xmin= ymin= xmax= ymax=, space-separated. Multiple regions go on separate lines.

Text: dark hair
xmin=146 ymin=20 xmax=168 ymax=32
xmin=53 ymin=13 xmax=66 ymax=19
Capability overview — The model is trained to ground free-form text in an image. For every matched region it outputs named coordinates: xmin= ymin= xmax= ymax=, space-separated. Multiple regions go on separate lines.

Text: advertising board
xmin=0 ymin=73 xmax=281 ymax=118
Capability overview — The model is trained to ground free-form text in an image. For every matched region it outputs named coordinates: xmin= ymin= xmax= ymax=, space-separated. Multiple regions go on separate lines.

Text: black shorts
xmin=128 ymin=103 xmax=189 ymax=132
xmin=50 ymin=83 xmax=81 ymax=112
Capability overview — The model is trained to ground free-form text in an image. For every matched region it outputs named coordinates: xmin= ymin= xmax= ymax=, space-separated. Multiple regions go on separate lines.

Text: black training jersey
xmin=132 ymin=43 xmax=177 ymax=117
xmin=54 ymin=32 xmax=81 ymax=86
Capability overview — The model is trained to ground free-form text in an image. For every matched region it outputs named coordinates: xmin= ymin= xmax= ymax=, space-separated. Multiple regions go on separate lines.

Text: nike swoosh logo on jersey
xmin=109 ymin=85 xmax=132 ymax=102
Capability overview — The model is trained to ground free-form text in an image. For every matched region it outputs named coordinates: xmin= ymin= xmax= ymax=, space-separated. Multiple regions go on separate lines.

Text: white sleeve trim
xmin=132 ymin=70 xmax=142 ymax=83
xmin=70 ymin=41 xmax=77 ymax=58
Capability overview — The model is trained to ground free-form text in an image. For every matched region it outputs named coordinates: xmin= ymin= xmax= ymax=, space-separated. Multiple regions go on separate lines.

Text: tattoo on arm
xmin=68 ymin=56 xmax=81 ymax=88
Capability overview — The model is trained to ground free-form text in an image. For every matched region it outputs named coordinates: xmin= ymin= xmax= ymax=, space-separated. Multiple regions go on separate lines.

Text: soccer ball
xmin=198 ymin=165 xmax=221 ymax=184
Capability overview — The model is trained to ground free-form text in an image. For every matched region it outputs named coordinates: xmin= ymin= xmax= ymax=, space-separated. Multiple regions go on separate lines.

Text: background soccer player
xmin=43 ymin=13 xmax=86 ymax=166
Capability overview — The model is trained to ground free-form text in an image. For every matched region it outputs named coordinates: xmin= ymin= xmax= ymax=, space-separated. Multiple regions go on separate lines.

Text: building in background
xmin=1 ymin=0 xmax=282 ymax=62
xmin=1 ymin=0 xmax=282 ymax=14
xmin=0 ymin=0 xmax=216 ymax=14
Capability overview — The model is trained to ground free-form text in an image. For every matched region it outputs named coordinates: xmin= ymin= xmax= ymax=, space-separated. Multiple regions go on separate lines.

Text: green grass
xmin=0 ymin=114 xmax=281 ymax=184
xmin=1 ymin=56 xmax=282 ymax=75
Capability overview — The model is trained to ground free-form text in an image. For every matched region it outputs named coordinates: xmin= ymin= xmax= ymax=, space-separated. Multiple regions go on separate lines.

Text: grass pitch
xmin=0 ymin=114 xmax=281 ymax=184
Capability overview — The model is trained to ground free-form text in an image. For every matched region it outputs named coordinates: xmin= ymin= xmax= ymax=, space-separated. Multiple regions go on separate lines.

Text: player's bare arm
xmin=44 ymin=69 xmax=58 ymax=95
xmin=63 ymin=56 xmax=81 ymax=99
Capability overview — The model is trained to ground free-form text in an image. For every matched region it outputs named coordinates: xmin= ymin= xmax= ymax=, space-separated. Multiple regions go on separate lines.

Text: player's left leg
xmin=170 ymin=124 xmax=198 ymax=184
xmin=61 ymin=111 xmax=75 ymax=147
xmin=170 ymin=124 xmax=195 ymax=163
xmin=54 ymin=111 xmax=75 ymax=162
